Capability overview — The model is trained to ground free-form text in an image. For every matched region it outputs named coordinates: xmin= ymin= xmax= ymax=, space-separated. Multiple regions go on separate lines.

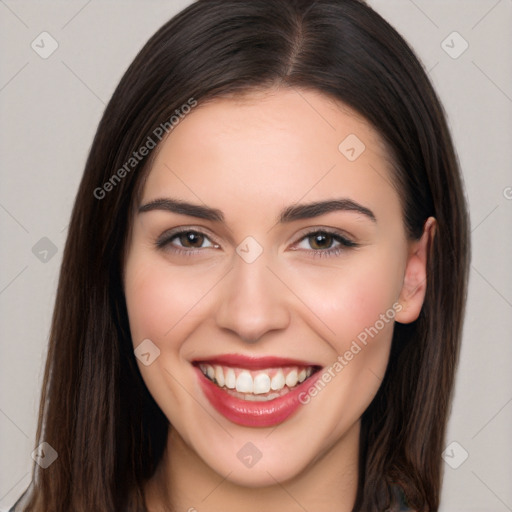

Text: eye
xmin=156 ymin=229 xmax=219 ymax=254
xmin=172 ymin=231 xmax=213 ymax=249
xmin=292 ymin=229 xmax=358 ymax=258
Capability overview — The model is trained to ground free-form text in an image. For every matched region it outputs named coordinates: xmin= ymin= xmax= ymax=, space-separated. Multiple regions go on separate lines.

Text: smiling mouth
xmin=196 ymin=362 xmax=321 ymax=402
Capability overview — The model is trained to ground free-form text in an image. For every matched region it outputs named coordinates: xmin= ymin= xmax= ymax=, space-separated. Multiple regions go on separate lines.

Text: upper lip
xmin=192 ymin=353 xmax=321 ymax=370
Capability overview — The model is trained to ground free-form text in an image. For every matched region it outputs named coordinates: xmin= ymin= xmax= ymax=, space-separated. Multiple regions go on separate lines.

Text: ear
xmin=395 ymin=217 xmax=436 ymax=324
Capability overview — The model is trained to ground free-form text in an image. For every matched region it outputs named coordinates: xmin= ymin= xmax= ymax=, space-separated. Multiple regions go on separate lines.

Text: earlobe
xmin=395 ymin=216 xmax=436 ymax=324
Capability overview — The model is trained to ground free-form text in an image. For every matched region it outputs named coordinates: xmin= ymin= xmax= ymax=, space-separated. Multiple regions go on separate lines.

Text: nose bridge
xmin=214 ymin=239 xmax=290 ymax=343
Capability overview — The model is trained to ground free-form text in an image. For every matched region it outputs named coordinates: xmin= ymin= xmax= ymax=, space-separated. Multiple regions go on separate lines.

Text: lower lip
xmin=194 ymin=366 xmax=321 ymax=428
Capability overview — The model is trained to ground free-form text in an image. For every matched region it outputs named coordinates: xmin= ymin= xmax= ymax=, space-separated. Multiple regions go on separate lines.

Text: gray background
xmin=1 ymin=1 xmax=511 ymax=510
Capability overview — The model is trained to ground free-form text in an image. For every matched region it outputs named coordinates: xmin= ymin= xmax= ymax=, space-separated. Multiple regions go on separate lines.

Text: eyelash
xmin=155 ymin=227 xmax=358 ymax=259
xmin=293 ymin=229 xmax=358 ymax=258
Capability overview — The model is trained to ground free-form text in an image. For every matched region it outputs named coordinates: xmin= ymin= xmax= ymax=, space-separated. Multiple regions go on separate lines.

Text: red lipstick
xmin=193 ymin=354 xmax=321 ymax=428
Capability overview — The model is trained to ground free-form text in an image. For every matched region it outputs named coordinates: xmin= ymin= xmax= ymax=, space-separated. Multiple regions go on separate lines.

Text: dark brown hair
xmin=14 ymin=0 xmax=469 ymax=510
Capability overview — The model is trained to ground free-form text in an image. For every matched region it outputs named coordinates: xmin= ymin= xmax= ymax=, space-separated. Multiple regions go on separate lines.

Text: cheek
xmin=343 ymin=266 xmax=398 ymax=342
xmin=291 ymin=249 xmax=404 ymax=351
xmin=292 ymin=252 xmax=404 ymax=433
xmin=123 ymin=251 xmax=218 ymax=415
xmin=124 ymin=252 xmax=216 ymax=346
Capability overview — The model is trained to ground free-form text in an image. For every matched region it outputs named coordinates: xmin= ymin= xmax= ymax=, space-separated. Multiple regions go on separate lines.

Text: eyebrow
xmin=138 ymin=197 xmax=377 ymax=223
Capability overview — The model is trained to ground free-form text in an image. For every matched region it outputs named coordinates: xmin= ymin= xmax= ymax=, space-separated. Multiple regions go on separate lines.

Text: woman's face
xmin=123 ymin=88 xmax=429 ymax=487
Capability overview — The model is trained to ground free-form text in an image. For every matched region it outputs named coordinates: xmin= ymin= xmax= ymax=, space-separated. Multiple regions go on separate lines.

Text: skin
xmin=123 ymin=87 xmax=435 ymax=512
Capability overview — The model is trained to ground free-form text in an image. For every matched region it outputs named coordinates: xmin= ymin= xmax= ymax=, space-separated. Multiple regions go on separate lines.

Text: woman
xmin=10 ymin=0 xmax=470 ymax=510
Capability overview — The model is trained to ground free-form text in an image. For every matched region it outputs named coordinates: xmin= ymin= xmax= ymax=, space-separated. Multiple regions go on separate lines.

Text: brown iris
xmin=178 ymin=231 xmax=205 ymax=248
xmin=308 ymin=232 xmax=334 ymax=250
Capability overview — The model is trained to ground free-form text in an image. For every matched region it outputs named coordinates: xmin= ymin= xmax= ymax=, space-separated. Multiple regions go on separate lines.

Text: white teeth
xmin=214 ymin=365 xmax=224 ymax=387
xmin=225 ymin=368 xmax=236 ymax=389
xmin=199 ymin=363 xmax=316 ymax=397
xmin=270 ymin=369 xmax=286 ymax=391
xmin=285 ymin=369 xmax=298 ymax=388
xmin=236 ymin=371 xmax=253 ymax=393
xmin=253 ymin=373 xmax=271 ymax=394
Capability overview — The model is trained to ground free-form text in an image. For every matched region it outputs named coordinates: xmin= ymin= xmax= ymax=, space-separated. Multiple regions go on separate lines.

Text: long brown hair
xmin=16 ymin=1 xmax=470 ymax=510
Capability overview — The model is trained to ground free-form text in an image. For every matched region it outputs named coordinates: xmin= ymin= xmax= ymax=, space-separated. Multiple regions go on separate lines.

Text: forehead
xmin=141 ymin=88 xmax=399 ymax=223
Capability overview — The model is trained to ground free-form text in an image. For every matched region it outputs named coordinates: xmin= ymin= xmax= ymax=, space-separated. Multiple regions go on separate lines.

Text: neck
xmin=145 ymin=422 xmax=360 ymax=512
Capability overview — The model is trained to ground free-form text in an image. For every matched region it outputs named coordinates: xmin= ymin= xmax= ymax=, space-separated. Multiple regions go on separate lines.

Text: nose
xmin=214 ymin=249 xmax=291 ymax=344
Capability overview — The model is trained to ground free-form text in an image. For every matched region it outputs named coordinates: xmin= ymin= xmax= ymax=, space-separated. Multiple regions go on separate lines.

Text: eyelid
xmin=156 ymin=225 xmax=220 ymax=247
xmin=155 ymin=225 xmax=359 ymax=256
xmin=290 ymin=228 xmax=358 ymax=257
xmin=293 ymin=225 xmax=357 ymax=243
